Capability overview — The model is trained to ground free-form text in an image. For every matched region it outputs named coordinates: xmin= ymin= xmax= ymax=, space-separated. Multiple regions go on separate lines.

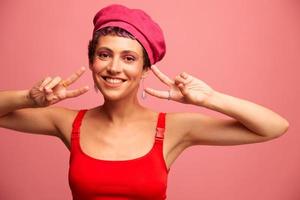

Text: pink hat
xmin=93 ymin=4 xmax=166 ymax=65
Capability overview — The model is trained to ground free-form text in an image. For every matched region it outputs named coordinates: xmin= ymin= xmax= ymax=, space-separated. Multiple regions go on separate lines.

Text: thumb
xmin=177 ymin=83 xmax=187 ymax=96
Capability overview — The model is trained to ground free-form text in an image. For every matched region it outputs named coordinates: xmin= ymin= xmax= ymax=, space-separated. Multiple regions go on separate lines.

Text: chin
xmin=99 ymin=88 xmax=128 ymax=102
xmin=103 ymin=94 xmax=123 ymax=101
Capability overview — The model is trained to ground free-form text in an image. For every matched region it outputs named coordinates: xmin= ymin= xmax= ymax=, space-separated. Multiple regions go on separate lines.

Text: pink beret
xmin=93 ymin=4 xmax=166 ymax=65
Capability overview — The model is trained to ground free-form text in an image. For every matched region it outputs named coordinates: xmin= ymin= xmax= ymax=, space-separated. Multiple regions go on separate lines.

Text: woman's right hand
xmin=28 ymin=67 xmax=89 ymax=107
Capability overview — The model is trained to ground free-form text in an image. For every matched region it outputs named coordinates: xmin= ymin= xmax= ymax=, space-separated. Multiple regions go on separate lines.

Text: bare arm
xmin=0 ymin=90 xmax=36 ymax=117
xmin=200 ymin=91 xmax=289 ymax=138
xmin=181 ymin=92 xmax=289 ymax=146
xmin=145 ymin=65 xmax=289 ymax=146
xmin=0 ymin=90 xmax=62 ymax=137
xmin=0 ymin=67 xmax=89 ymax=138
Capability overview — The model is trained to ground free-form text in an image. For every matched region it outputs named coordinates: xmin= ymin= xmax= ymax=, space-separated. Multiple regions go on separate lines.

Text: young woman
xmin=0 ymin=4 xmax=289 ymax=200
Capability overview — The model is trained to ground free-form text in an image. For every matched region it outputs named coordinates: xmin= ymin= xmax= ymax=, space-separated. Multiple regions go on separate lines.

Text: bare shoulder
xmin=166 ymin=111 xmax=205 ymax=128
xmin=50 ymin=106 xmax=78 ymax=122
xmin=162 ymin=112 xmax=207 ymax=167
xmin=0 ymin=105 xmax=82 ymax=150
xmin=165 ymin=111 xmax=219 ymax=147
xmin=50 ymin=106 xmax=80 ymax=147
xmin=166 ymin=111 xmax=208 ymax=133
xmin=165 ymin=112 xmax=205 ymax=147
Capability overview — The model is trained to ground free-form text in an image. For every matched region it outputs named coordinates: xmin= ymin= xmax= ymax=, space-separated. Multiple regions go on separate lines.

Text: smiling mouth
xmin=101 ymin=76 xmax=127 ymax=84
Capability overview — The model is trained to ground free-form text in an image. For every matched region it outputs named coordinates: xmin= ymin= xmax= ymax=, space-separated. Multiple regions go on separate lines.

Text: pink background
xmin=0 ymin=0 xmax=299 ymax=199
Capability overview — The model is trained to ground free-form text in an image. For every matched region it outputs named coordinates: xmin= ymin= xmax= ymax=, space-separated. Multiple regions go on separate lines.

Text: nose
xmin=107 ymin=57 xmax=121 ymax=74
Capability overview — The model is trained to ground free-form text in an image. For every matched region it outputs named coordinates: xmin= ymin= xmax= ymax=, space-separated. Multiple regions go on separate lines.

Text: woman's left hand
xmin=144 ymin=65 xmax=215 ymax=106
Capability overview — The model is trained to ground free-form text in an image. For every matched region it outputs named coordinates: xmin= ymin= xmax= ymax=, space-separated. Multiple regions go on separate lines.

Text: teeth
xmin=105 ymin=77 xmax=123 ymax=84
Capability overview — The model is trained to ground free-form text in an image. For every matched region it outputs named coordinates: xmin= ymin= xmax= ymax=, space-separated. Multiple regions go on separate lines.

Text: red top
xmin=68 ymin=109 xmax=170 ymax=200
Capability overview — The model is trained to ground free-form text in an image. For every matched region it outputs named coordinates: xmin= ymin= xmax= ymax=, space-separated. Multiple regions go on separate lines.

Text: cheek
xmin=126 ymin=64 xmax=144 ymax=79
xmin=90 ymin=61 xmax=107 ymax=74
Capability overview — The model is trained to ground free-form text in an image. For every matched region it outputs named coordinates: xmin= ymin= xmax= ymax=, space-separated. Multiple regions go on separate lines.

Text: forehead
xmin=97 ymin=35 xmax=143 ymax=55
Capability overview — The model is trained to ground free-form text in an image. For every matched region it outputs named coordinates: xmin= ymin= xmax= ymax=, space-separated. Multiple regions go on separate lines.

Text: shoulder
xmin=49 ymin=106 xmax=79 ymax=123
xmin=165 ymin=112 xmax=209 ymax=146
xmin=166 ymin=111 xmax=208 ymax=130
xmin=49 ymin=106 xmax=83 ymax=142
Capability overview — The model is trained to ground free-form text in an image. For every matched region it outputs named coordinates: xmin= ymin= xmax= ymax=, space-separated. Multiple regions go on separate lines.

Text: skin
xmin=0 ymin=34 xmax=289 ymax=171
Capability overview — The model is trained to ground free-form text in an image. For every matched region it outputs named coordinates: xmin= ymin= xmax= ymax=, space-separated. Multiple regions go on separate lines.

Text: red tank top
xmin=68 ymin=109 xmax=170 ymax=200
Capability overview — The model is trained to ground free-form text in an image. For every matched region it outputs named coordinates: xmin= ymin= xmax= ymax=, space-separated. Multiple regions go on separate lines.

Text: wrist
xmin=201 ymin=90 xmax=225 ymax=111
xmin=20 ymin=90 xmax=38 ymax=108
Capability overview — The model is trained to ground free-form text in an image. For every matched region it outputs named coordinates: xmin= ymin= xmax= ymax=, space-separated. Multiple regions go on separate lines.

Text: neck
xmin=100 ymin=93 xmax=147 ymax=125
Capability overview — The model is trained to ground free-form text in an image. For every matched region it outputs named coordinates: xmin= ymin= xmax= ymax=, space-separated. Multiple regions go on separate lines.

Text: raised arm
xmin=0 ymin=67 xmax=89 ymax=138
xmin=145 ymin=65 xmax=289 ymax=146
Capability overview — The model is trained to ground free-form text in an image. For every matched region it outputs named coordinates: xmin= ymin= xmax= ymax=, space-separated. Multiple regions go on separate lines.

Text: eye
xmin=97 ymin=52 xmax=111 ymax=60
xmin=124 ymin=56 xmax=136 ymax=63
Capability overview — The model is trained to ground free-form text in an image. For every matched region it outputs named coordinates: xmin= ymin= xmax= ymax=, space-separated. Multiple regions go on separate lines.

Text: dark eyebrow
xmin=122 ymin=50 xmax=138 ymax=56
xmin=96 ymin=47 xmax=139 ymax=56
xmin=96 ymin=47 xmax=113 ymax=52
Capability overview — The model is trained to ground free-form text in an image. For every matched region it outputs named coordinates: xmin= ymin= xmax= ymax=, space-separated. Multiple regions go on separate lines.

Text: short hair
xmin=88 ymin=26 xmax=151 ymax=70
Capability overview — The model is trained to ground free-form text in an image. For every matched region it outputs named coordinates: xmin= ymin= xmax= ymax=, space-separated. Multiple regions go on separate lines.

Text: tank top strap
xmin=155 ymin=112 xmax=166 ymax=140
xmin=71 ymin=109 xmax=88 ymax=138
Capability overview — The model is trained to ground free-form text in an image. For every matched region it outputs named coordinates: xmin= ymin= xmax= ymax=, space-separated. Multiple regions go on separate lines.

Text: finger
xmin=180 ymin=72 xmax=189 ymax=79
xmin=65 ymin=86 xmax=89 ymax=98
xmin=175 ymin=74 xmax=193 ymax=85
xmin=39 ymin=77 xmax=52 ymax=91
xmin=45 ymin=94 xmax=60 ymax=105
xmin=44 ymin=76 xmax=62 ymax=92
xmin=62 ymin=66 xmax=86 ymax=87
xmin=177 ymin=83 xmax=188 ymax=96
xmin=150 ymin=65 xmax=174 ymax=86
xmin=174 ymin=75 xmax=192 ymax=86
xmin=45 ymin=93 xmax=58 ymax=101
xmin=144 ymin=88 xmax=170 ymax=99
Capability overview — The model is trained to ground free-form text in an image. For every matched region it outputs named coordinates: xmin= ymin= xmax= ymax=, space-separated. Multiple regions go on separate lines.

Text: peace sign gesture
xmin=144 ymin=65 xmax=215 ymax=106
xmin=29 ymin=67 xmax=89 ymax=107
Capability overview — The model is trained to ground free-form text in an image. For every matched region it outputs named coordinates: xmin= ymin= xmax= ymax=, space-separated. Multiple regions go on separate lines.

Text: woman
xmin=0 ymin=4 xmax=289 ymax=200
